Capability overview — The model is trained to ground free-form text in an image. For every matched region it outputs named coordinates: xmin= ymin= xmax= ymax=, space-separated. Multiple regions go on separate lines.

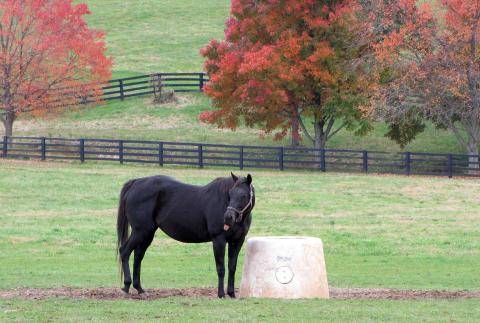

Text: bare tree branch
xmin=327 ymin=122 xmax=347 ymax=141
xmin=324 ymin=117 xmax=335 ymax=139
xmin=298 ymin=116 xmax=315 ymax=143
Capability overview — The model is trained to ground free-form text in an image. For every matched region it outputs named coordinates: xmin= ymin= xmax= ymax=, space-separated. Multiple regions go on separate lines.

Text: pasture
xmin=82 ymin=0 xmax=230 ymax=76
xmin=1 ymin=160 xmax=479 ymax=321
xmin=1 ymin=0 xmax=480 ymax=321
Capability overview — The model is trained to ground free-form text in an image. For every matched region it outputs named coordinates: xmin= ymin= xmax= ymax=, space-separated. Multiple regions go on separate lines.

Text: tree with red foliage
xmin=0 ymin=0 xmax=112 ymax=137
xmin=201 ymin=0 xmax=372 ymax=149
xmin=370 ymin=0 xmax=480 ymax=166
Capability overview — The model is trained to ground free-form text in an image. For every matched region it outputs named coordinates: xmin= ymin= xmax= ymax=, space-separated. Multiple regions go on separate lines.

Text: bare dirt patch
xmin=329 ymin=287 xmax=480 ymax=300
xmin=0 ymin=287 xmax=216 ymax=301
xmin=1 ymin=287 xmax=479 ymax=301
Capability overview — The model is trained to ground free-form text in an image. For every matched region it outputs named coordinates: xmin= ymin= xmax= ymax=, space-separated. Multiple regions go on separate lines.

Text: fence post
xmin=158 ymin=142 xmax=164 ymax=166
xmin=362 ymin=150 xmax=368 ymax=173
xmin=447 ymin=154 xmax=453 ymax=178
xmin=405 ymin=152 xmax=411 ymax=175
xmin=41 ymin=137 xmax=46 ymax=161
xmin=119 ymin=140 xmax=124 ymax=164
xmin=119 ymin=80 xmax=125 ymax=100
xmin=79 ymin=139 xmax=85 ymax=163
xmin=279 ymin=147 xmax=284 ymax=171
xmin=320 ymin=148 xmax=326 ymax=172
xmin=198 ymin=144 xmax=203 ymax=168
xmin=239 ymin=146 xmax=244 ymax=170
xmin=199 ymin=73 xmax=204 ymax=92
xmin=2 ymin=136 xmax=8 ymax=157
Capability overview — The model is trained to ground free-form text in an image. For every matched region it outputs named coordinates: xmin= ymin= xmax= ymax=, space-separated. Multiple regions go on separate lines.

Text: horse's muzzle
xmin=224 ymin=211 xmax=235 ymax=229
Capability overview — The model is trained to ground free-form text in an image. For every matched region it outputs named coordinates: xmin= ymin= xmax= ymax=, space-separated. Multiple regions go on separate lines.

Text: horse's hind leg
xmin=119 ymin=238 xmax=131 ymax=293
xmin=119 ymin=229 xmax=149 ymax=294
xmin=133 ymin=230 xmax=156 ymax=294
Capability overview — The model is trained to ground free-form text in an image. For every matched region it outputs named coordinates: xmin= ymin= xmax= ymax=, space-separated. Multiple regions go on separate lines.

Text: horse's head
xmin=224 ymin=172 xmax=254 ymax=231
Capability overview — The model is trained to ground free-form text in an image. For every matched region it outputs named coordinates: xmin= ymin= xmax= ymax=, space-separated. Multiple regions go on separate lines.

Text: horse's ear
xmin=231 ymin=172 xmax=238 ymax=182
xmin=246 ymin=174 xmax=252 ymax=185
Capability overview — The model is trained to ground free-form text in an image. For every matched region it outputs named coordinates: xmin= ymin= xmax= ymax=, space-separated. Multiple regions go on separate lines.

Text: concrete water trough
xmin=239 ymin=236 xmax=329 ymax=299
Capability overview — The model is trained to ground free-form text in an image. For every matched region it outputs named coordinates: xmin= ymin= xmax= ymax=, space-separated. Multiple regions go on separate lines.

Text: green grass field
xmin=82 ymin=0 xmax=230 ymax=77
xmin=1 ymin=160 xmax=479 ymax=321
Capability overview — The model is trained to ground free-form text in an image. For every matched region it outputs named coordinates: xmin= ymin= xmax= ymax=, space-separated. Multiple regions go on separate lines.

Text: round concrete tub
xmin=239 ymin=236 xmax=329 ymax=299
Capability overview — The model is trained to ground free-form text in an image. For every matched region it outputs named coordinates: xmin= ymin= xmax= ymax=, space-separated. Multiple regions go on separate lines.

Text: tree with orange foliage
xmin=370 ymin=0 xmax=480 ymax=165
xmin=201 ymin=0 xmax=372 ymax=149
xmin=0 ymin=0 xmax=112 ymax=137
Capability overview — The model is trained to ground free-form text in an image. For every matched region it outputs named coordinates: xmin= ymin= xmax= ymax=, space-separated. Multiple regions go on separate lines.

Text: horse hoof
xmin=228 ymin=293 xmax=236 ymax=299
xmin=121 ymin=288 xmax=129 ymax=295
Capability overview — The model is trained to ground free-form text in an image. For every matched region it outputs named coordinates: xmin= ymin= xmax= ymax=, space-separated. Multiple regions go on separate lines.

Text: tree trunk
xmin=313 ymin=120 xmax=327 ymax=169
xmin=291 ymin=117 xmax=300 ymax=147
xmin=314 ymin=122 xmax=327 ymax=150
xmin=466 ymin=136 xmax=479 ymax=172
xmin=447 ymin=121 xmax=479 ymax=174
xmin=1 ymin=111 xmax=15 ymax=137
xmin=313 ymin=118 xmax=329 ymax=150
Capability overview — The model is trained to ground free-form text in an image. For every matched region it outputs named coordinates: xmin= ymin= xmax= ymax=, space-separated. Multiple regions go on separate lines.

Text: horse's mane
xmin=203 ymin=177 xmax=235 ymax=194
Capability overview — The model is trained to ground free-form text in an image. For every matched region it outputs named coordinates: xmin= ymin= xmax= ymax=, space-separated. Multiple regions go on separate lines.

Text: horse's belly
xmin=161 ymin=229 xmax=211 ymax=243
xmin=156 ymin=211 xmax=210 ymax=243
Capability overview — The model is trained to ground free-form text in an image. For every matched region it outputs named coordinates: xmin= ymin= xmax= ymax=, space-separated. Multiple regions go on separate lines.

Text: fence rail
xmin=43 ymin=72 xmax=209 ymax=107
xmin=1 ymin=136 xmax=479 ymax=178
xmin=101 ymin=72 xmax=208 ymax=102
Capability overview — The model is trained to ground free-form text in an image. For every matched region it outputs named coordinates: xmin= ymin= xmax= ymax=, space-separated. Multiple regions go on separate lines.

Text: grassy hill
xmin=6 ymin=0 xmax=466 ymax=154
xmin=82 ymin=0 xmax=230 ymax=77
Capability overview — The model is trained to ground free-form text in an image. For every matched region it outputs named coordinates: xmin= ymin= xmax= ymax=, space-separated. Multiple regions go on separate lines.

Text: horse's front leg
xmin=212 ymin=235 xmax=226 ymax=298
xmin=227 ymin=238 xmax=245 ymax=298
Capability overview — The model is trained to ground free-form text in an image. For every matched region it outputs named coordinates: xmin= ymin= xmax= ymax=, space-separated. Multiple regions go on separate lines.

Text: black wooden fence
xmin=1 ymin=136 xmax=479 ymax=178
xmin=42 ymin=72 xmax=208 ymax=108
xmin=101 ymin=72 xmax=207 ymax=102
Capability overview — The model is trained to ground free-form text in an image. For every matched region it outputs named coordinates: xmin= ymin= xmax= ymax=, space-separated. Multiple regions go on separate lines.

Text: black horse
xmin=116 ymin=172 xmax=255 ymax=298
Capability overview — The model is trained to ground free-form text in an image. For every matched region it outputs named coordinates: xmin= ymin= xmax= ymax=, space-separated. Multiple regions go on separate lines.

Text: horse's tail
xmin=117 ymin=179 xmax=135 ymax=277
